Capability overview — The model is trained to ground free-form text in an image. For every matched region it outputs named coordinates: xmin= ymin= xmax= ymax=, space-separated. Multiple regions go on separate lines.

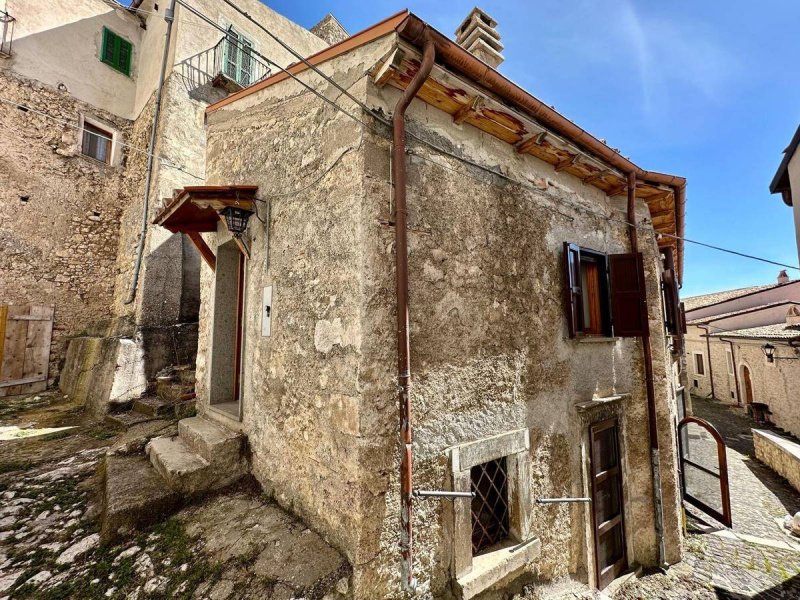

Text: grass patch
xmin=11 ymin=517 xmax=224 ymax=600
xmin=0 ymin=460 xmax=33 ymax=475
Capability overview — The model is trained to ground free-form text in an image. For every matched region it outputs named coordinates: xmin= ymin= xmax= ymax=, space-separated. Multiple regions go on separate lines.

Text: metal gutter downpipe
xmin=627 ymin=172 xmax=667 ymax=567
xmin=125 ymin=0 xmax=176 ymax=304
xmin=392 ymin=28 xmax=435 ymax=593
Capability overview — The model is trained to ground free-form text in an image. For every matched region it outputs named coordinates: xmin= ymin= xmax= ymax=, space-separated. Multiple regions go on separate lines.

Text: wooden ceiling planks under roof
xmin=372 ymin=47 xmax=681 ymax=266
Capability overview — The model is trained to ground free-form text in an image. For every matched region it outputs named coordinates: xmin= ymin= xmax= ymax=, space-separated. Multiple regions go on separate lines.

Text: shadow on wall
xmin=10 ymin=10 xmax=140 ymax=118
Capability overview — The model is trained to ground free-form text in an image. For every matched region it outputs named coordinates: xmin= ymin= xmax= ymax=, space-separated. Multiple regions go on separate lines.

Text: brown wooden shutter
xmin=679 ymin=302 xmax=687 ymax=334
xmin=563 ymin=242 xmax=582 ymax=338
xmin=661 ymin=248 xmax=682 ymax=335
xmin=609 ymin=252 xmax=649 ymax=338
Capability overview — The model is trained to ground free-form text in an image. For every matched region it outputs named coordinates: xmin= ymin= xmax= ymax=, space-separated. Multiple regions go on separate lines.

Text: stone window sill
xmin=575 ymin=394 xmax=630 ymax=414
xmin=456 ymin=537 xmax=541 ymax=599
xmin=575 ymin=336 xmax=620 ymax=344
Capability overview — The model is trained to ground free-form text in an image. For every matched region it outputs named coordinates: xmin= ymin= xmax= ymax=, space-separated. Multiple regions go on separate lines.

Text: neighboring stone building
xmin=0 ymin=0 xmax=341 ymax=410
xmin=770 ymin=124 xmax=800 ymax=266
xmin=146 ymin=9 xmax=690 ymax=598
xmin=684 ymin=275 xmax=800 ymax=437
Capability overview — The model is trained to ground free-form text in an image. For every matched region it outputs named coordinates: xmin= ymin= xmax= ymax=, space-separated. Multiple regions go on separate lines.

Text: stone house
xmin=771 ymin=124 xmax=800 ymax=266
xmin=0 ymin=0 xmax=344 ymax=409
xmin=149 ymin=8 xmax=690 ymax=598
xmin=684 ymin=275 xmax=800 ymax=437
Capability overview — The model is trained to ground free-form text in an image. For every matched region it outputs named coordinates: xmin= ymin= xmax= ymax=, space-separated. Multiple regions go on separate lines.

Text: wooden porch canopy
xmin=153 ymin=185 xmax=259 ymax=269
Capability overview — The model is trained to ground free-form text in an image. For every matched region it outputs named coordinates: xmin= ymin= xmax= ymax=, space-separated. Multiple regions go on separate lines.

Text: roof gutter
xmin=397 ymin=14 xmax=686 ymax=277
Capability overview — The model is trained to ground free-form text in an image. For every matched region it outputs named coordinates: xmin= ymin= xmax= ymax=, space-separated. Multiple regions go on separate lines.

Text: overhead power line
xmin=0 ymin=97 xmax=203 ymax=180
xmin=11 ymin=0 xmax=795 ymax=275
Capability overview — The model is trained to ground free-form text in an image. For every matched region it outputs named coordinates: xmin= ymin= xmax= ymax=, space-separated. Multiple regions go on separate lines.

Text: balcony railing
xmin=178 ymin=36 xmax=271 ymax=96
xmin=0 ymin=11 xmax=15 ymax=58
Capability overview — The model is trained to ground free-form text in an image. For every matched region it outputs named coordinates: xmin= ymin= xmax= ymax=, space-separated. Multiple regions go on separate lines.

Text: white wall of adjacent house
xmin=4 ymin=0 xmax=144 ymax=119
xmin=708 ymin=302 xmax=800 ymax=331
xmin=686 ymin=280 xmax=800 ymax=321
xmin=789 ymin=148 xmax=800 ymax=268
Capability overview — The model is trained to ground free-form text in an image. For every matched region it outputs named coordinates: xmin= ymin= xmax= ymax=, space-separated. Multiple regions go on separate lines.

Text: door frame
xmin=740 ymin=364 xmax=754 ymax=406
xmin=677 ymin=416 xmax=732 ymax=527
xmin=588 ymin=417 xmax=628 ymax=589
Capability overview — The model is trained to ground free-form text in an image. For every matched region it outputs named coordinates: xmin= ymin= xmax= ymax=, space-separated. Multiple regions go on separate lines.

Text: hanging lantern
xmin=762 ymin=343 xmax=775 ymax=363
xmin=219 ymin=205 xmax=253 ymax=238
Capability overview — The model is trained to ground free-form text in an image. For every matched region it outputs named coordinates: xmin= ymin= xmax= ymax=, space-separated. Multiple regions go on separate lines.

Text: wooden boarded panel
xmin=0 ymin=304 xmax=54 ymax=397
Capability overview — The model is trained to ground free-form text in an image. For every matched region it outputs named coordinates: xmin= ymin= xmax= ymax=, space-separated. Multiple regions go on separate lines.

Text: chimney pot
xmin=455 ymin=7 xmax=504 ymax=69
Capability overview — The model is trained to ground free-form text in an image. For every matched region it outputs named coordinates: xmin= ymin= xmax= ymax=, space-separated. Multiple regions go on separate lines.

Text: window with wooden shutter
xmin=101 ymin=27 xmax=133 ymax=76
xmin=661 ymin=248 xmax=682 ymax=335
xmin=608 ymin=252 xmax=649 ymax=338
xmin=564 ymin=244 xmax=612 ymax=338
xmin=563 ymin=242 xmax=582 ymax=338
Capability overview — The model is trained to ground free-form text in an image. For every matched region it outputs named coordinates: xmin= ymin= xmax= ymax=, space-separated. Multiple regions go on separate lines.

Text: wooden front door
xmin=589 ymin=418 xmax=628 ymax=589
xmin=741 ymin=365 xmax=754 ymax=405
xmin=0 ymin=305 xmax=54 ymax=397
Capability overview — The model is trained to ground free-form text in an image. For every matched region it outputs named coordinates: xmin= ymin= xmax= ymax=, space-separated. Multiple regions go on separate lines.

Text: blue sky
xmin=264 ymin=0 xmax=800 ymax=298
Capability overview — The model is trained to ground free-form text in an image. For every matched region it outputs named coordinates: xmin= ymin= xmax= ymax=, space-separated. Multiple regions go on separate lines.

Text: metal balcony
xmin=0 ymin=11 xmax=15 ymax=58
xmin=178 ymin=36 xmax=271 ymax=98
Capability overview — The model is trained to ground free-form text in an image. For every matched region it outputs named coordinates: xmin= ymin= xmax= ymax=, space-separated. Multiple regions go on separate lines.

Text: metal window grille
xmin=470 ymin=457 xmax=510 ymax=555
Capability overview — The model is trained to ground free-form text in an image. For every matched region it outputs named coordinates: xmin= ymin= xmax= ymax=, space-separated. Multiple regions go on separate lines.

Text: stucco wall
xmin=788 ymin=150 xmax=800 ymax=268
xmin=0 ymin=69 xmax=131 ymax=379
xmin=201 ymin=33 xmax=683 ymax=599
xmin=5 ymin=0 xmax=143 ymax=119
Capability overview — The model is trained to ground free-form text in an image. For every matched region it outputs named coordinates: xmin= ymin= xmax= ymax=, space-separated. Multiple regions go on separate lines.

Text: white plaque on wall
xmin=262 ymin=285 xmax=272 ymax=337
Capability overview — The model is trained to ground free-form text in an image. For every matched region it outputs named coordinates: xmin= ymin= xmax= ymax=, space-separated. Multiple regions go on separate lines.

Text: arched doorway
xmin=740 ymin=364 xmax=754 ymax=406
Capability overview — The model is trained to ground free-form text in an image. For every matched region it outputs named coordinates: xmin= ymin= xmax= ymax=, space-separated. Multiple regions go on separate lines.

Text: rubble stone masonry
xmin=0 ymin=69 xmax=133 ymax=379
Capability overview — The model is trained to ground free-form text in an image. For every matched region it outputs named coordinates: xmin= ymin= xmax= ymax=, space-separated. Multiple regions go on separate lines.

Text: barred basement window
xmin=471 ymin=457 xmax=510 ymax=555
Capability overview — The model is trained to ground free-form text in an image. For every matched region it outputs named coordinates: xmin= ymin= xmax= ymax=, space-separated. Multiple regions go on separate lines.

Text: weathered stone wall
xmin=0 ymin=69 xmax=132 ymax=379
xmin=201 ymin=33 xmax=683 ymax=599
xmin=753 ymin=429 xmax=800 ymax=494
xmin=685 ymin=331 xmax=800 ymax=438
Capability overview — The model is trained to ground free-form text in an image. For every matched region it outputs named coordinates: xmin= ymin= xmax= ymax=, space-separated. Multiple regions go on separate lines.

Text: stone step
xmin=178 ymin=416 xmax=245 ymax=466
xmin=100 ymin=454 xmax=181 ymax=543
xmin=132 ymin=396 xmax=174 ymax=417
xmin=105 ymin=411 xmax=159 ymax=430
xmin=147 ymin=436 xmax=211 ymax=495
xmin=156 ymin=379 xmax=193 ymax=403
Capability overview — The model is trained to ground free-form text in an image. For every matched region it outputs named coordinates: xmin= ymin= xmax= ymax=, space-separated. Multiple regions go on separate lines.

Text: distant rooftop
xmin=683 ymin=284 xmax=781 ymax=312
xmin=686 ymin=300 xmax=800 ymax=325
xmin=709 ymin=322 xmax=800 ymax=342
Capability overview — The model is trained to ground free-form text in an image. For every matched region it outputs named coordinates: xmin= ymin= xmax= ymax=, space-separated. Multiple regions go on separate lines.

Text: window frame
xmin=78 ymin=114 xmax=119 ymax=166
xmin=564 ymin=243 xmax=647 ymax=339
xmin=447 ymin=429 xmax=540 ymax=596
xmin=726 ymin=349 xmax=734 ymax=375
xmin=692 ymin=352 xmax=706 ymax=377
xmin=222 ymin=25 xmax=255 ymax=87
xmin=100 ymin=27 xmax=133 ymax=76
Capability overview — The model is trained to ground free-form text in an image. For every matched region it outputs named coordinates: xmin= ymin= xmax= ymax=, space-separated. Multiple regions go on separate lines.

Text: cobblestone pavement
xmin=616 ymin=396 xmax=800 ymax=599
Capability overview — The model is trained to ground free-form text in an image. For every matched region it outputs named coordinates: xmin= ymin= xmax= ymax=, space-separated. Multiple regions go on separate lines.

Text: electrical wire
xmin=34 ymin=0 xmax=800 ymax=275
xmin=0 ymin=97 xmax=204 ymax=180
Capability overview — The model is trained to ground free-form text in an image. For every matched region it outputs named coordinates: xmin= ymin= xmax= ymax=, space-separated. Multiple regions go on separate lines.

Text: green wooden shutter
xmin=101 ymin=27 xmax=132 ymax=76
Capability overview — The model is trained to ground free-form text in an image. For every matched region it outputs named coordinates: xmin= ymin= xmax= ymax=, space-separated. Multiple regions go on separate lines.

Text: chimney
xmin=778 ymin=270 xmax=790 ymax=285
xmin=787 ymin=305 xmax=800 ymax=325
xmin=455 ymin=7 xmax=504 ymax=69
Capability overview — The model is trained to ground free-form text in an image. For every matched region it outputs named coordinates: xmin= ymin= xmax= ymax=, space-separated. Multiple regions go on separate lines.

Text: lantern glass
xmin=220 ymin=205 xmax=253 ymax=238
xmin=763 ymin=343 xmax=775 ymax=363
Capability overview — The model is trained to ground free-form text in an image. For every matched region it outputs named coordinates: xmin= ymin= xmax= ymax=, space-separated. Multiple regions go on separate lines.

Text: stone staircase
xmin=105 ymin=365 xmax=197 ymax=429
xmin=102 ymin=415 xmax=248 ymax=542
xmin=146 ymin=416 xmax=247 ymax=495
